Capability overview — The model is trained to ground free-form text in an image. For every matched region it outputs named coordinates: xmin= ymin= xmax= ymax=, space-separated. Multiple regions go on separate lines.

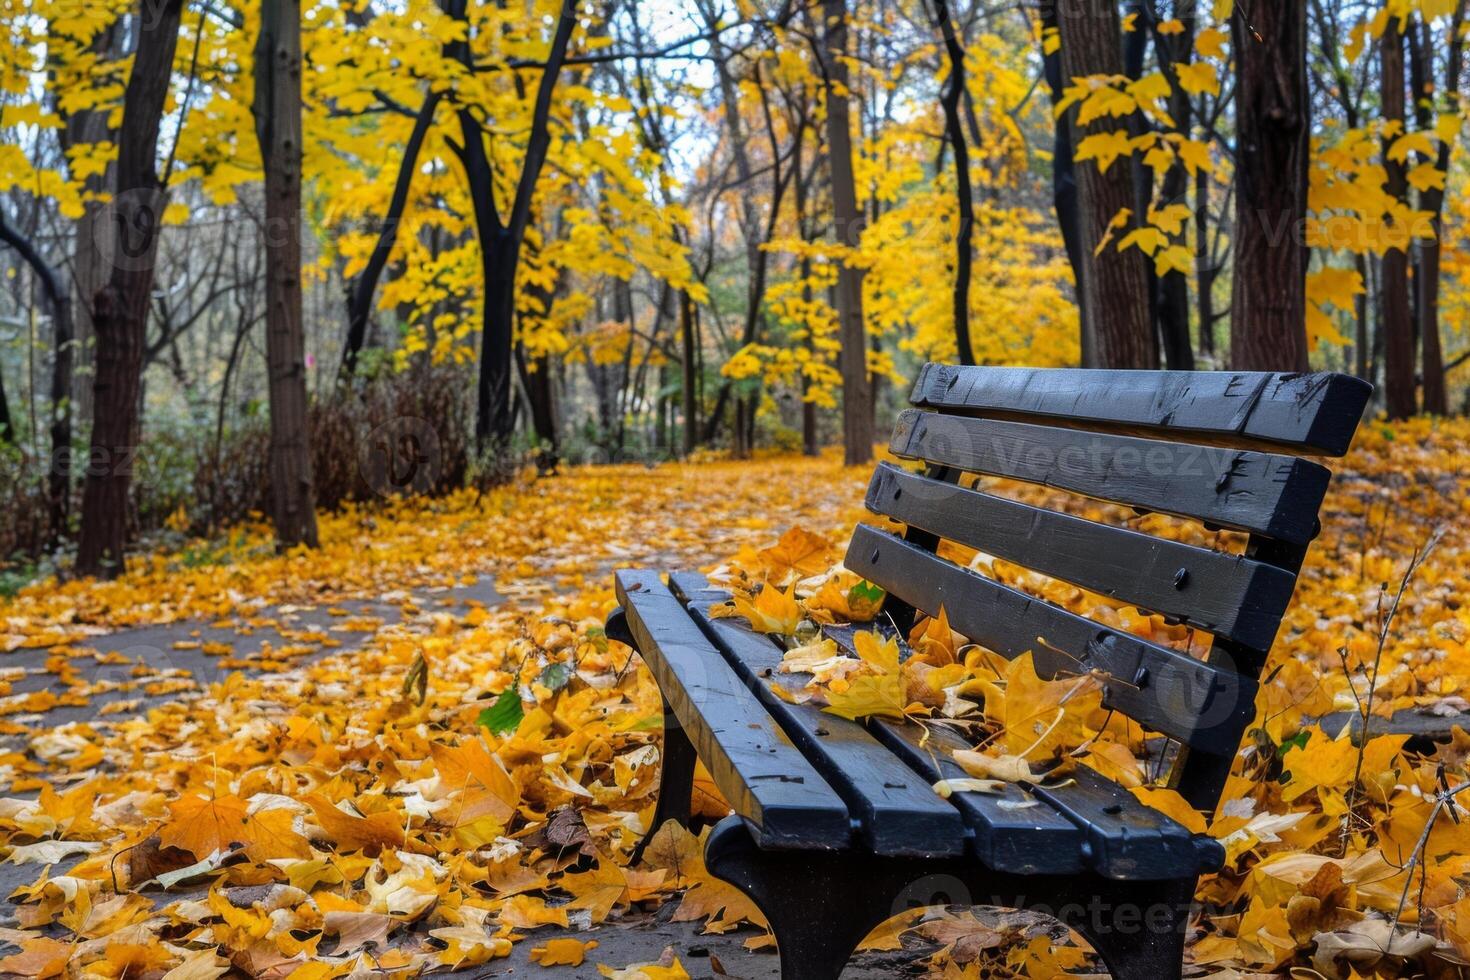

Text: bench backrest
xmin=845 ymin=364 xmax=1373 ymax=812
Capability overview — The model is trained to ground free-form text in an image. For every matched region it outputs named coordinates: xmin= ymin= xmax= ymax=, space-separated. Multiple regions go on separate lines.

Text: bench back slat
xmin=844 ymin=526 xmax=1257 ymax=756
xmin=857 ymin=364 xmax=1369 ymax=813
xmin=866 ymin=462 xmax=1297 ymax=652
xmin=890 ymin=410 xmax=1331 ymax=545
xmin=911 ymin=364 xmax=1372 ymax=456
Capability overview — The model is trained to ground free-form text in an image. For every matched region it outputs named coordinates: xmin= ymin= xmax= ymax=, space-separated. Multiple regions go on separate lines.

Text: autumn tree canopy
xmin=0 ymin=0 xmax=1466 ymax=559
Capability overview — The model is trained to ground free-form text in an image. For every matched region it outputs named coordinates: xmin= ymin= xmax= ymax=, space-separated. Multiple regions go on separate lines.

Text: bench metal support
xmin=706 ymin=816 xmax=1195 ymax=980
xmin=631 ymin=696 xmax=696 ymax=864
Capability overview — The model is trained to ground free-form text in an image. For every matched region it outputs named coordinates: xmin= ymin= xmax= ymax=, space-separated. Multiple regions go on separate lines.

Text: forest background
xmin=0 ymin=0 xmax=1465 ymax=575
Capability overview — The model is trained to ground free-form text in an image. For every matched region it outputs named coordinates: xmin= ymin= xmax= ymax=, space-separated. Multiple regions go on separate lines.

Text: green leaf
xmin=537 ymin=661 xmax=572 ymax=693
xmin=1277 ymin=729 xmax=1311 ymax=758
xmin=476 ymin=689 xmax=525 ymax=735
xmin=848 ymin=580 xmax=885 ymax=605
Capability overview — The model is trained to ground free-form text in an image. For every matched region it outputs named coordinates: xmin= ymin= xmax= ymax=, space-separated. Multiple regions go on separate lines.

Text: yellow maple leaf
xmin=823 ymin=671 xmax=907 ymax=721
xmin=757 ymin=527 xmax=835 ymax=584
xmin=730 ymin=584 xmax=801 ymax=635
xmin=597 ymin=959 xmax=691 ymax=980
xmin=0 ymin=938 xmax=70 ymax=979
xmin=530 ymin=938 xmax=599 ymax=967
xmin=1175 ymin=61 xmax=1221 ymax=96
xmin=1196 ymin=26 xmax=1229 ymax=58
xmin=853 ymin=629 xmax=900 ymax=673
xmin=1076 ymin=129 xmax=1136 ymax=174
xmin=1177 ymin=137 xmax=1213 ymax=175
xmin=804 ymin=571 xmax=884 ymax=624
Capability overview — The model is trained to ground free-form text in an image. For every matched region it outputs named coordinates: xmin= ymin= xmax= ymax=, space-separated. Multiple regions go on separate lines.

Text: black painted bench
xmin=606 ymin=364 xmax=1371 ymax=979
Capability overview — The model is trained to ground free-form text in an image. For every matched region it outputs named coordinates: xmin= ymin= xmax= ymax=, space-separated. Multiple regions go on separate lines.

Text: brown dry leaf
xmin=1310 ymin=918 xmax=1436 ymax=975
xmin=953 ymin=749 xmax=1048 ymax=785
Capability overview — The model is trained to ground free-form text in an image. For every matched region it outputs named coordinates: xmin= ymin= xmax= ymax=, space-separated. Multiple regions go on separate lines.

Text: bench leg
xmin=1064 ymin=877 xmax=1193 ymax=980
xmin=630 ymin=696 xmax=696 ymax=863
xmin=608 ymin=608 xmax=700 ymax=864
xmin=705 ymin=816 xmax=895 ymax=980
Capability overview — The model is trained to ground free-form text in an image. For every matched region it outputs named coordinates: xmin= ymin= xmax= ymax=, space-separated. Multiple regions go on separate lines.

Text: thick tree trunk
xmin=75 ymin=0 xmax=186 ymax=579
xmin=933 ymin=0 xmax=976 ymax=366
xmin=254 ymin=0 xmax=319 ymax=549
xmin=60 ymin=19 xmax=126 ymax=433
xmin=1380 ymin=16 xmax=1415 ymax=419
xmin=1057 ymin=0 xmax=1156 ymax=369
xmin=1230 ymin=0 xmax=1310 ymax=371
xmin=1040 ymin=2 xmax=1091 ymax=365
xmin=820 ymin=0 xmax=873 ymax=465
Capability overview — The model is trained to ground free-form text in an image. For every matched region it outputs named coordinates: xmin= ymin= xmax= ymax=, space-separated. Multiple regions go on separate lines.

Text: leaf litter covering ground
xmin=0 ymin=421 xmax=1464 ymax=978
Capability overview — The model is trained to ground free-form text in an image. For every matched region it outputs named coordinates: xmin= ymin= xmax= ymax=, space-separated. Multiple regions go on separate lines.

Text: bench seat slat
xmin=911 ymin=364 xmax=1372 ymax=457
xmin=867 ymin=717 xmax=1085 ymax=875
xmin=669 ymin=579 xmax=968 ymax=859
xmin=1026 ymin=766 xmax=1224 ymax=879
xmin=614 ymin=570 xmax=851 ymax=850
xmin=881 ymin=721 xmax=1220 ymax=879
xmin=890 ymin=410 xmax=1331 ymax=545
xmin=866 ymin=463 xmax=1297 ymax=651
xmin=844 ymin=527 xmax=1256 ymax=757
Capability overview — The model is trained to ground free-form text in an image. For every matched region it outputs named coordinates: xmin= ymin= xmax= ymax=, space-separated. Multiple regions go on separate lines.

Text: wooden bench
xmin=606 ymin=364 xmax=1371 ymax=979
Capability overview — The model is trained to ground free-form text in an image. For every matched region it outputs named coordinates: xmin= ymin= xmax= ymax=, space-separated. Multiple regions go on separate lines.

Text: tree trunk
xmin=1408 ymin=13 xmax=1463 ymax=415
xmin=1057 ymin=0 xmax=1156 ymax=369
xmin=0 ymin=213 xmax=74 ymax=543
xmin=680 ymin=289 xmax=698 ymax=455
xmin=1230 ymin=0 xmax=1310 ymax=371
xmin=932 ymin=0 xmax=976 ymax=365
xmin=253 ymin=0 xmax=319 ymax=549
xmin=1151 ymin=4 xmax=1195 ymax=370
xmin=1380 ymin=15 xmax=1415 ymax=419
xmin=451 ymin=0 xmax=573 ymax=455
xmin=516 ymin=346 xmax=559 ymax=469
xmin=1040 ymin=2 xmax=1091 ymax=365
xmin=341 ymin=91 xmax=444 ymax=382
xmin=1196 ymin=167 xmax=1216 ymax=359
xmin=1354 ymin=252 xmax=1369 ymax=381
xmin=820 ymin=0 xmax=873 ymax=465
xmin=61 ymin=18 xmax=126 ymax=433
xmin=0 ymin=357 xmax=11 ymax=445
xmin=75 ymin=0 xmax=186 ymax=579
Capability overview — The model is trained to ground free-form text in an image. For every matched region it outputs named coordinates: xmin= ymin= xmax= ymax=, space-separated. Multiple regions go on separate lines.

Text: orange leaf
xmin=158 ymin=794 xmax=252 ymax=860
